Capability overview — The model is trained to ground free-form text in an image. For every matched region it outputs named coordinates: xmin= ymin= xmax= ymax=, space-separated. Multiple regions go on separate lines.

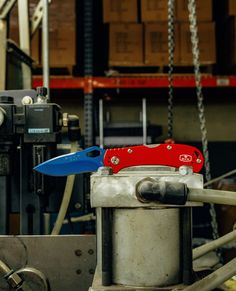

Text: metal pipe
xmin=42 ymin=0 xmax=49 ymax=98
xmin=142 ymin=98 xmax=147 ymax=145
xmin=99 ymin=99 xmax=104 ymax=148
xmin=193 ymin=229 xmax=236 ymax=260
xmin=188 ymin=188 xmax=236 ymax=206
xmin=183 ymin=257 xmax=236 ymax=291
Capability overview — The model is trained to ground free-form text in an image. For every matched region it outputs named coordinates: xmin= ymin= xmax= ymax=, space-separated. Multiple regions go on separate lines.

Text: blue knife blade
xmin=34 ymin=146 xmax=105 ymax=176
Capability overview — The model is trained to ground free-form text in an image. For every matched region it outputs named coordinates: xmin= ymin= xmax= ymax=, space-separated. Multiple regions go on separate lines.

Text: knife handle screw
xmin=127 ymin=149 xmax=133 ymax=153
xmin=167 ymin=145 xmax=172 ymax=150
xmin=111 ymin=156 xmax=120 ymax=165
xmin=196 ymin=159 xmax=202 ymax=164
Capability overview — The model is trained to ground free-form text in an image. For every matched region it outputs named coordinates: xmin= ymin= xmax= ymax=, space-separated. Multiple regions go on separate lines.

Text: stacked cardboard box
xmin=228 ymin=0 xmax=236 ymax=16
xmin=9 ymin=0 xmax=76 ymax=68
xmin=105 ymin=0 xmax=216 ymax=67
xmin=141 ymin=0 xmax=179 ymax=66
xmin=222 ymin=1 xmax=236 ymax=68
xmin=104 ymin=0 xmax=143 ymax=66
xmin=142 ymin=0 xmax=215 ymax=66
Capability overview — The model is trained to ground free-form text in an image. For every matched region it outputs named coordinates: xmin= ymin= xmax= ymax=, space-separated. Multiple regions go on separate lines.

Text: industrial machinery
xmin=34 ymin=144 xmax=236 ymax=290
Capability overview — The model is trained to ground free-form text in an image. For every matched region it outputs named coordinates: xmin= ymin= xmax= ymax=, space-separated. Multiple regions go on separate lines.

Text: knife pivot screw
xmin=111 ymin=156 xmax=120 ymax=165
xmin=127 ymin=149 xmax=133 ymax=154
xmin=167 ymin=145 xmax=172 ymax=150
xmin=196 ymin=158 xmax=202 ymax=164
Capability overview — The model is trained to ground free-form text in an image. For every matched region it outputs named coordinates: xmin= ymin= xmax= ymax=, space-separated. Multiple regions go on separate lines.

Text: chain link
xmin=187 ymin=0 xmax=220 ymax=246
xmin=167 ymin=0 xmax=175 ymax=139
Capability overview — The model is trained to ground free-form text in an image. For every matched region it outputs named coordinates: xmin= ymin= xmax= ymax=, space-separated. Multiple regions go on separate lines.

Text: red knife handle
xmin=103 ymin=144 xmax=204 ymax=174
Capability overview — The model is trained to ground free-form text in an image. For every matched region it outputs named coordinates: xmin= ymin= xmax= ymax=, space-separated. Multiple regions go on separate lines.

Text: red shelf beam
xmin=33 ymin=76 xmax=236 ymax=90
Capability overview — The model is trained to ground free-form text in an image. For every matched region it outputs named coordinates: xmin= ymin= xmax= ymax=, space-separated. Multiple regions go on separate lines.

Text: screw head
xmin=127 ymin=148 xmax=133 ymax=154
xmin=167 ymin=145 xmax=172 ymax=150
xmin=179 ymin=166 xmax=193 ymax=176
xmin=74 ymin=202 xmax=81 ymax=210
xmin=88 ymin=249 xmax=94 ymax=255
xmin=111 ymin=156 xmax=120 ymax=165
xmin=75 ymin=249 xmax=82 ymax=256
xmin=196 ymin=159 xmax=202 ymax=164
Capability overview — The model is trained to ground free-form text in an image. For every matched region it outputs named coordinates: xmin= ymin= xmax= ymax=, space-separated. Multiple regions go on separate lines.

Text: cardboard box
xmin=177 ymin=0 xmax=212 ymax=21
xmin=229 ymin=0 xmax=236 ymax=16
xmin=109 ymin=23 xmax=143 ymax=66
xmin=49 ymin=25 xmax=76 ymax=67
xmin=180 ymin=22 xmax=216 ymax=64
xmin=141 ymin=0 xmax=170 ymax=22
xmin=103 ymin=0 xmax=137 ymax=23
xmin=227 ymin=17 xmax=236 ymax=66
xmin=144 ymin=23 xmax=180 ymax=65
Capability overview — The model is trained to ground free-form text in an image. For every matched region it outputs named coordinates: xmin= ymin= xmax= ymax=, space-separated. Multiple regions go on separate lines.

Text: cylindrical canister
xmin=112 ymin=207 xmax=181 ymax=287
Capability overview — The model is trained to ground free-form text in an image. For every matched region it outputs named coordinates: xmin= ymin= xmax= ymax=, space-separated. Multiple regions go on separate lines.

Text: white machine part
xmin=90 ymin=166 xmax=203 ymax=290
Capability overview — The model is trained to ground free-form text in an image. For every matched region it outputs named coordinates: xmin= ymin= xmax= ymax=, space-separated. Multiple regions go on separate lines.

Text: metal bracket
xmin=31 ymin=0 xmax=51 ymax=35
xmin=0 ymin=0 xmax=17 ymax=19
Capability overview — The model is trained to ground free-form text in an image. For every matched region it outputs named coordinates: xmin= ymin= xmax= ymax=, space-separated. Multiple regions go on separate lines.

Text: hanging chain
xmin=187 ymin=0 xmax=220 ymax=245
xmin=167 ymin=0 xmax=175 ymax=139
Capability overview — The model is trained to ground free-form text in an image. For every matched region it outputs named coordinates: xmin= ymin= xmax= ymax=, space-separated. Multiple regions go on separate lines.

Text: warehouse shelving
xmin=33 ymin=75 xmax=236 ymax=91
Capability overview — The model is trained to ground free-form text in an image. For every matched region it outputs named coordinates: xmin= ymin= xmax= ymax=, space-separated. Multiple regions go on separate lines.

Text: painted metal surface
xmin=32 ymin=76 xmax=236 ymax=90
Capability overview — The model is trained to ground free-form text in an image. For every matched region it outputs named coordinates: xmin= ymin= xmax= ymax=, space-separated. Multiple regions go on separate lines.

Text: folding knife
xmin=34 ymin=144 xmax=204 ymax=176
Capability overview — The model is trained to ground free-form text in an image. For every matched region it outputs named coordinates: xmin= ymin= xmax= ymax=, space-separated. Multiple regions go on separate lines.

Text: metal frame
xmin=18 ymin=0 xmax=32 ymax=89
xmin=0 ymin=0 xmax=17 ymax=19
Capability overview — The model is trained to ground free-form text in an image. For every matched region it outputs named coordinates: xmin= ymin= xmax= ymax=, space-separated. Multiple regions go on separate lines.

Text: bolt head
xmin=167 ymin=145 xmax=172 ymax=150
xmin=22 ymin=95 xmax=33 ymax=105
xmin=75 ymin=249 xmax=82 ymax=256
xmin=127 ymin=149 xmax=133 ymax=154
xmin=111 ymin=156 xmax=120 ymax=165
xmin=179 ymin=166 xmax=193 ymax=176
xmin=97 ymin=166 xmax=113 ymax=176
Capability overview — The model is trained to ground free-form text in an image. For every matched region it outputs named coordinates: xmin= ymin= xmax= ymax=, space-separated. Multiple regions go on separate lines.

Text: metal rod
xmin=142 ymin=98 xmax=147 ymax=145
xmin=42 ymin=0 xmax=49 ymax=97
xmin=0 ymin=176 xmax=8 ymax=234
xmin=193 ymin=229 xmax=236 ymax=260
xmin=183 ymin=257 xmax=236 ymax=291
xmin=0 ymin=19 xmax=7 ymax=89
xmin=188 ymin=188 xmax=236 ymax=206
xmin=99 ymin=99 xmax=104 ymax=148
xmin=181 ymin=208 xmax=194 ymax=285
xmin=102 ymin=208 xmax=112 ymax=286
xmin=0 ymin=259 xmax=11 ymax=275
xmin=204 ymin=168 xmax=236 ymax=187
